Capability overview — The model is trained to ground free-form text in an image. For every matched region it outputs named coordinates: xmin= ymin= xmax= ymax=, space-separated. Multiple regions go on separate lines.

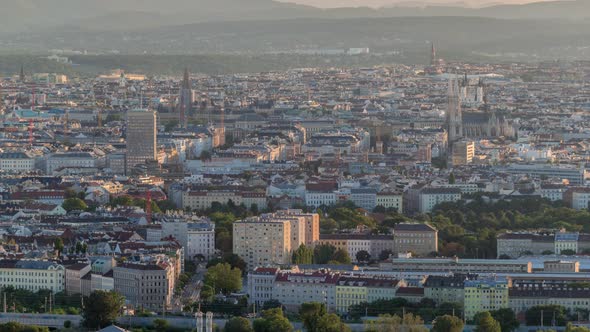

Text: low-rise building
xmin=464 ymin=278 xmax=509 ymax=320
xmin=0 ymin=152 xmax=36 ymax=172
xmin=393 ymin=223 xmax=438 ymax=256
xmin=418 ymin=188 xmax=462 ymax=213
xmin=65 ymin=263 xmax=91 ymax=295
xmin=424 ymin=274 xmax=474 ymax=305
xmin=376 ymin=192 xmax=403 ymax=213
xmin=0 ymin=260 xmax=65 ymax=293
xmin=335 ymin=276 xmax=403 ymax=313
xmin=319 ymin=234 xmax=394 ymax=261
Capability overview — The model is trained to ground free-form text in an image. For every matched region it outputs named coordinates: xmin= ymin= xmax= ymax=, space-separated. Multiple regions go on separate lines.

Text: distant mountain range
xmin=1 ymin=0 xmax=590 ymax=34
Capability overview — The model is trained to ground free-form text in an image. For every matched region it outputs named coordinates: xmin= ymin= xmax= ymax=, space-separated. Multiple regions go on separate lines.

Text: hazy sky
xmin=278 ymin=0 xmax=551 ymax=8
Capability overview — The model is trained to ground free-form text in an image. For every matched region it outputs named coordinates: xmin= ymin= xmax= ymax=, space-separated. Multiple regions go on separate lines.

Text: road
xmin=171 ymin=263 xmax=206 ymax=313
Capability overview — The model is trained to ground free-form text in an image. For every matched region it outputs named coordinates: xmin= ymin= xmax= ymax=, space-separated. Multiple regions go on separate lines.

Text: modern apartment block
xmin=233 ymin=216 xmax=292 ymax=269
xmin=233 ymin=211 xmax=320 ymax=270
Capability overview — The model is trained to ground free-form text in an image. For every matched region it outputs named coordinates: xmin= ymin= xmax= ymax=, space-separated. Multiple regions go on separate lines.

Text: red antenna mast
xmin=146 ymin=190 xmax=152 ymax=224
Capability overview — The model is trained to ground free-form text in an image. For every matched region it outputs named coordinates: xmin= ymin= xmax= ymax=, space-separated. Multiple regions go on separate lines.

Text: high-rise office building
xmin=126 ymin=108 xmax=157 ymax=174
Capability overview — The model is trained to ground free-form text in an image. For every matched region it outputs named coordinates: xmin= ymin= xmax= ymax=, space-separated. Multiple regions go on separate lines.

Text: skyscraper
xmin=178 ymin=68 xmax=192 ymax=128
xmin=446 ymin=78 xmax=463 ymax=167
xmin=126 ymin=108 xmax=157 ymax=174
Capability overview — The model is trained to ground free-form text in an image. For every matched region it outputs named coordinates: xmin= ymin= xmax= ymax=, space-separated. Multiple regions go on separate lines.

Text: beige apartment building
xmin=113 ymin=260 xmax=176 ymax=311
xmin=274 ymin=209 xmax=320 ymax=247
xmin=451 ymin=140 xmax=475 ymax=166
xmin=182 ymin=190 xmax=267 ymax=211
xmin=233 ymin=211 xmax=320 ymax=270
xmin=393 ymin=223 xmax=438 ymax=256
xmin=233 ymin=217 xmax=292 ymax=270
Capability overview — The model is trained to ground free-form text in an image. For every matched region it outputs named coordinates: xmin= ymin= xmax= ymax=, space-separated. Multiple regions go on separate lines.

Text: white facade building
xmin=0 ymin=152 xmax=36 ymax=172
xmin=0 ymin=260 xmax=65 ymax=292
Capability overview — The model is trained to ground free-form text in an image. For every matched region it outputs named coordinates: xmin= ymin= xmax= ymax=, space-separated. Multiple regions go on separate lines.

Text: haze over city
xmin=278 ymin=0 xmax=558 ymax=8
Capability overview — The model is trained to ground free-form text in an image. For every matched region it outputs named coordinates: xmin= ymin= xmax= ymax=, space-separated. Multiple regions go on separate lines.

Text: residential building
xmin=273 ymin=270 xmax=340 ymax=312
xmin=335 ymin=276 xmax=402 ymax=313
xmin=424 ymin=274 xmax=473 ymax=305
xmin=275 ymin=210 xmax=320 ymax=247
xmin=65 ymin=263 xmax=91 ymax=295
xmin=417 ymin=188 xmax=461 ymax=213
xmin=349 ymin=188 xmax=377 ymax=211
xmin=510 ymin=284 xmax=590 ymax=316
xmin=379 ymin=258 xmax=532 ymax=274
xmin=451 ymin=140 xmax=475 ymax=166
xmin=319 ymin=234 xmax=394 ymax=261
xmin=233 ymin=216 xmax=293 ymax=269
xmin=504 ymin=165 xmax=588 ymax=186
xmin=45 ymin=152 xmax=96 ymax=174
xmin=247 ymin=267 xmax=281 ymax=307
xmin=0 ymin=260 xmax=65 ymax=292
xmin=393 ymin=223 xmax=438 ymax=256
xmin=160 ymin=216 xmax=216 ymax=260
xmin=464 ymin=278 xmax=509 ymax=320
xmin=376 ymin=192 xmax=403 ymax=213
xmin=113 ymin=260 xmax=176 ymax=311
xmin=182 ymin=189 xmax=267 ymax=211
xmin=0 ymin=152 xmax=36 ymax=172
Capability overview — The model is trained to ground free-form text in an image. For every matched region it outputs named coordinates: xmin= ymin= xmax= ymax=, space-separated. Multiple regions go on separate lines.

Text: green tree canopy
xmin=330 ymin=248 xmax=351 ymax=264
xmin=62 ymin=198 xmax=88 ymax=212
xmin=253 ymin=308 xmax=292 ymax=332
xmin=355 ymin=250 xmax=371 ymax=263
xmin=53 ymin=238 xmax=64 ymax=256
xmin=432 ymin=315 xmax=464 ymax=332
xmin=224 ymin=317 xmax=254 ymax=332
xmin=315 ymin=313 xmax=352 ymax=332
xmin=82 ymin=291 xmax=125 ymax=329
xmin=525 ymin=305 xmax=568 ymax=326
xmin=292 ymin=244 xmax=314 ymax=264
xmin=0 ymin=322 xmax=49 ymax=332
xmin=299 ymin=302 xmax=327 ymax=332
xmin=204 ymin=263 xmax=242 ymax=294
xmin=474 ymin=312 xmax=501 ymax=332
xmin=490 ymin=308 xmax=519 ymax=332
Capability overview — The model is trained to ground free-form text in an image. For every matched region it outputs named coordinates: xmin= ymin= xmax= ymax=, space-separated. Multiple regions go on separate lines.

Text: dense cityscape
xmin=1 ymin=8 xmax=590 ymax=330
